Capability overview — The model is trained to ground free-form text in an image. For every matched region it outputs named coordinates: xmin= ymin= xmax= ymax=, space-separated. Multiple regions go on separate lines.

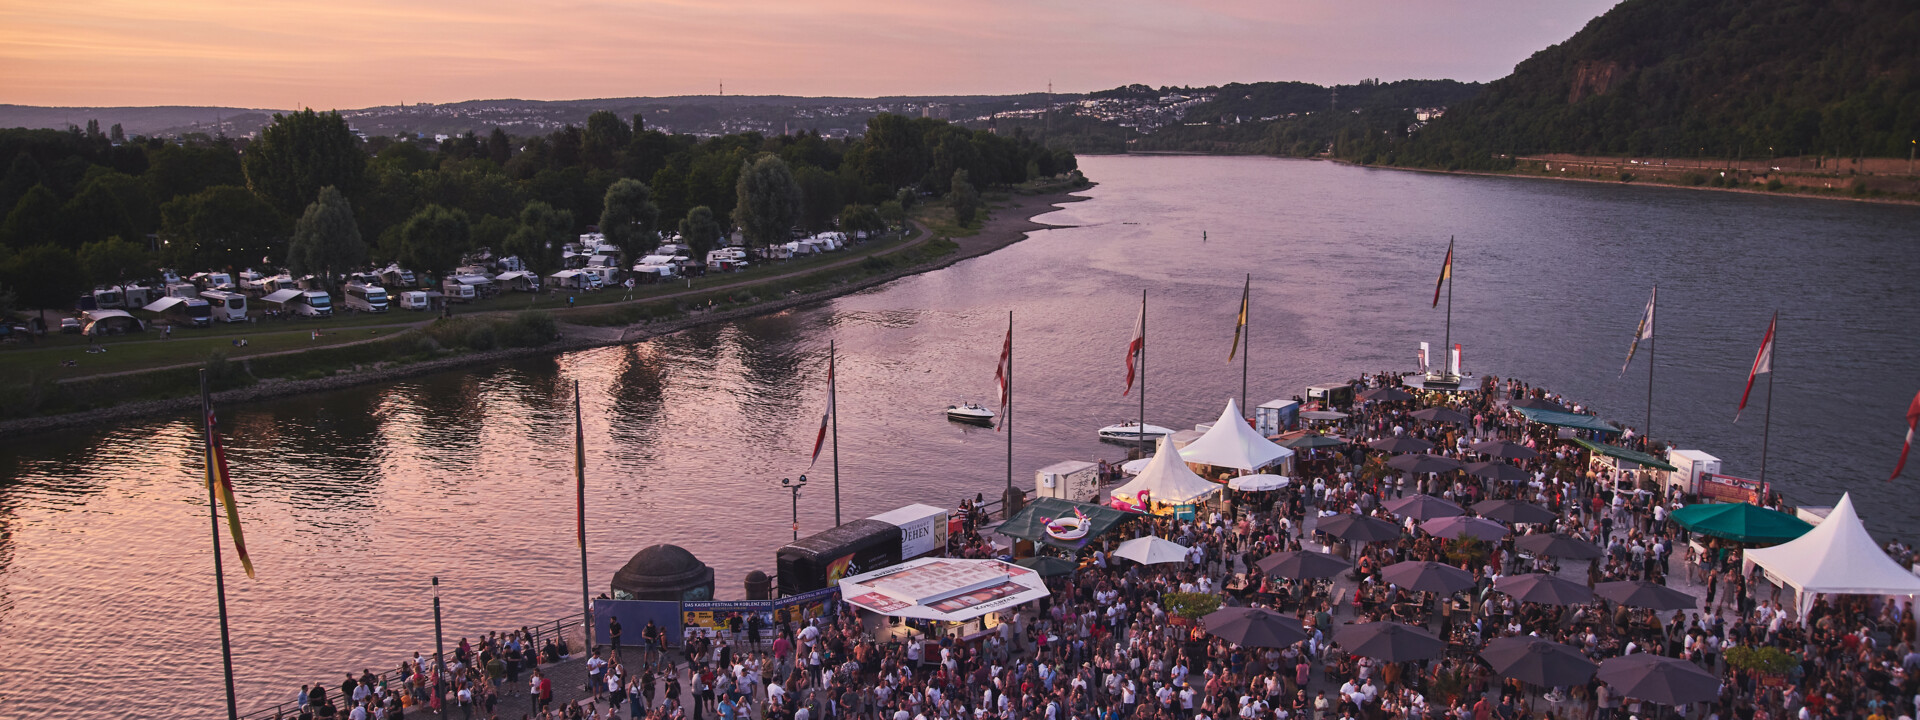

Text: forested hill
xmin=1397 ymin=0 xmax=1920 ymax=169
xmin=1184 ymin=80 xmax=1480 ymax=124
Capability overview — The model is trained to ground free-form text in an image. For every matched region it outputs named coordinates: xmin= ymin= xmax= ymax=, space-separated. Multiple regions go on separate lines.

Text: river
xmin=2 ymin=156 xmax=1918 ymax=718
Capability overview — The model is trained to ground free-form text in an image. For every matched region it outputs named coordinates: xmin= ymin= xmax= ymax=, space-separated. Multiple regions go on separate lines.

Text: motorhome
xmin=159 ymin=269 xmax=183 ymax=285
xmin=140 ymin=296 xmax=212 ymax=328
xmin=122 ymin=284 xmax=155 ymax=307
xmin=580 ymin=266 xmax=619 ymax=289
xmin=493 ymin=271 xmax=540 ymax=293
xmin=237 ymin=270 xmax=271 ymax=294
xmin=91 ymin=286 xmax=127 ymax=309
xmin=167 ymin=282 xmax=201 ymax=299
xmin=631 ymin=264 xmax=677 ymax=283
xmin=191 ymin=272 xmax=235 ymax=291
xmin=547 ymin=269 xmax=592 ymax=291
xmin=343 ymin=282 xmax=389 ymax=313
xmin=200 ymin=290 xmax=249 ymax=322
xmin=440 ymin=277 xmax=477 ymax=303
xmin=706 ymin=247 xmax=750 ymax=271
xmin=378 ymin=266 xmax=417 ymax=289
xmin=297 ymin=290 xmax=333 ymax=317
xmin=449 ymin=274 xmax=495 ymax=298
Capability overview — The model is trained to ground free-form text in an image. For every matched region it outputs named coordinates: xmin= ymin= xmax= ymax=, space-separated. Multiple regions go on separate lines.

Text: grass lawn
xmin=0 ymin=326 xmax=410 ymax=380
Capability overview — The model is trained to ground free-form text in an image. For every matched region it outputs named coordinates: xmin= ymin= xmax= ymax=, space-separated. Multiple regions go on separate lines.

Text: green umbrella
xmin=1016 ymin=555 xmax=1080 ymax=577
xmin=1277 ymin=433 xmax=1348 ymax=449
xmin=1670 ymin=502 xmax=1812 ymax=543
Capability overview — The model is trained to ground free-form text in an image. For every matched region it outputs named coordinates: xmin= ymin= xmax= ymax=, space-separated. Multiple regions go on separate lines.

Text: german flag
xmin=1227 ymin=274 xmax=1249 ymax=362
xmin=1432 ymin=237 xmax=1453 ymax=308
xmin=203 ymin=393 xmax=255 ymax=578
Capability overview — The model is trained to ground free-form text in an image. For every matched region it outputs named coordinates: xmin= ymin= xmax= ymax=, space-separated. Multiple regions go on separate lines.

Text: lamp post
xmin=781 ymin=475 xmax=808 ymax=541
xmin=432 ymin=576 xmax=446 ymax=718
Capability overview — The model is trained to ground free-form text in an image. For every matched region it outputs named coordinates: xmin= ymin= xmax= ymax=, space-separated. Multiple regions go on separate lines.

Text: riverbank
xmin=1339 ymin=157 xmax=1920 ymax=207
xmin=0 ymin=187 xmax=1089 ymax=436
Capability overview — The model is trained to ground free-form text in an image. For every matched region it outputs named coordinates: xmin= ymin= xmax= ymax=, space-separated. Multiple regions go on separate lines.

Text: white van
xmin=200 ymin=290 xmax=249 ymax=323
xmin=344 ymin=282 xmax=389 ymax=313
xmin=297 ymin=290 xmax=333 ymax=317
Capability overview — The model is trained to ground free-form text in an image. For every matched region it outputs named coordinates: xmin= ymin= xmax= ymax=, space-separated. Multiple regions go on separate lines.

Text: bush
xmin=1851 ymin=179 xmax=1870 ymax=196
xmin=1766 ymin=178 xmax=1785 ymax=191
xmin=1618 ymin=172 xmax=1635 ymax=182
xmin=1165 ymin=591 xmax=1223 ymax=620
xmin=1682 ymin=172 xmax=1706 ymax=186
xmin=1725 ymin=646 xmax=1799 ymax=675
xmin=464 ymin=323 xmax=497 ymax=351
xmin=498 ymin=311 xmax=557 ymax=348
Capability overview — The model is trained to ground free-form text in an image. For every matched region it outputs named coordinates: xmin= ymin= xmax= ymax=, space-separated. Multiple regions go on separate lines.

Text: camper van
xmin=343 ymin=282 xmax=389 ymax=313
xmin=200 ymin=290 xmax=249 ymax=323
xmin=91 ymin=286 xmax=127 ymax=309
xmin=141 ymin=296 xmax=212 ymax=328
xmin=121 ymin=284 xmax=154 ymax=307
xmin=581 ymin=266 xmax=618 ymax=289
xmin=440 ymin=277 xmax=477 ymax=303
xmin=167 ymin=282 xmax=200 ymax=299
xmin=192 ymin=272 xmax=235 ymax=292
xmin=237 ymin=270 xmax=271 ymax=294
xmin=378 ymin=266 xmax=417 ymax=289
xmin=296 ymin=290 xmax=332 ymax=317
xmin=397 ymin=291 xmax=433 ymax=311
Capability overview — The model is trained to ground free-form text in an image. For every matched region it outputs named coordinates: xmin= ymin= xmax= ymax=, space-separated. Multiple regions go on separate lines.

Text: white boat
xmin=946 ymin=402 xmax=996 ymax=425
xmin=1098 ymin=422 xmax=1175 ymax=442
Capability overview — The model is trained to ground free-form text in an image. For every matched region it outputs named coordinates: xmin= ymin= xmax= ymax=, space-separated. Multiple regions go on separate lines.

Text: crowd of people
xmin=283 ymin=374 xmax=1920 ymax=720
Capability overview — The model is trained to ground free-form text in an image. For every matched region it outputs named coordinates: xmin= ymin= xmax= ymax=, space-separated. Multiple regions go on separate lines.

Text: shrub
xmin=1164 ymin=591 xmax=1223 ymax=620
xmin=1725 ymin=646 xmax=1799 ymax=675
xmin=1766 ymin=178 xmax=1785 ymax=191
xmin=1618 ymin=172 xmax=1635 ymax=182
xmin=498 ymin=311 xmax=557 ymax=348
xmin=464 ymin=323 xmax=497 ymax=351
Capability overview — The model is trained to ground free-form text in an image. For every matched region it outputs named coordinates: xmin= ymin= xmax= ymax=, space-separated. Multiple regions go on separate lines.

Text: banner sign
xmin=1699 ymin=472 xmax=1767 ymax=504
xmin=679 ymin=586 xmax=840 ymax=641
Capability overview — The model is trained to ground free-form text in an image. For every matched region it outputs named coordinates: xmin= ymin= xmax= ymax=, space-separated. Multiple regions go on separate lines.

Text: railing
xmin=237 ymin=611 xmax=586 ymax=720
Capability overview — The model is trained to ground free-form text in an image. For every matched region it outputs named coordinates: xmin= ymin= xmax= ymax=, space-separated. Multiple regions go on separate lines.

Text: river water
xmin=3 ymin=156 xmax=1918 ymax=718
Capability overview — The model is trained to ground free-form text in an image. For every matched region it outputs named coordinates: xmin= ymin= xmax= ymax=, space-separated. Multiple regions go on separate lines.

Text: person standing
xmin=610 ymin=617 xmax=624 ymax=661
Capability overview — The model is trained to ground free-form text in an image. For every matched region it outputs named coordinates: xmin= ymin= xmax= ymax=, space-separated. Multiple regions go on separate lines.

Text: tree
xmin=77 ymin=237 xmax=151 ymax=287
xmin=582 ymin=111 xmax=632 ymax=170
xmin=677 ymin=206 xmax=723 ymax=266
xmin=109 ymin=123 xmax=125 ymax=144
xmin=503 ymin=200 xmax=571 ymax=280
xmin=286 ymin=186 xmax=367 ymax=290
xmin=487 ymin=127 xmax=512 ymax=165
xmin=948 ymin=169 xmax=980 ymax=227
xmin=158 ymin=186 xmax=286 ymax=271
xmin=837 ymin=204 xmax=885 ymax=240
xmin=61 ymin=171 xmax=148 ymax=249
xmin=877 ymin=200 xmax=906 ymax=233
xmin=732 ymin=154 xmax=800 ymax=253
xmin=242 ymin=109 xmax=366 ymax=217
xmin=794 ymin=165 xmax=841 ymax=235
xmin=0 ymin=183 xmax=63 ymax=250
xmin=395 ymin=205 xmax=471 ymax=283
xmin=599 ymin=178 xmax=659 ymax=262
xmin=4 ymin=245 xmax=85 ymax=321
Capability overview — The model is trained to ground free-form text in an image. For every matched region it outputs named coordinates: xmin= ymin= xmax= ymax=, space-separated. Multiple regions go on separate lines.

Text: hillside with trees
xmin=1379 ymin=0 xmax=1920 ymax=169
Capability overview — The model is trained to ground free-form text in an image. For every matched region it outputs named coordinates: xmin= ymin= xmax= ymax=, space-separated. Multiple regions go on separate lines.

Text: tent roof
xmin=1112 ymin=437 xmax=1225 ymax=505
xmin=140 ymin=296 xmax=187 ymax=313
xmin=1000 ymin=498 xmax=1137 ymax=551
xmin=1571 ymin=438 xmax=1678 ymax=472
xmin=259 ymin=288 xmax=303 ymax=304
xmin=1515 ymin=407 xmax=1619 ymax=433
xmin=1178 ymin=399 xmax=1295 ymax=471
xmin=1746 ymin=494 xmax=1920 ymax=597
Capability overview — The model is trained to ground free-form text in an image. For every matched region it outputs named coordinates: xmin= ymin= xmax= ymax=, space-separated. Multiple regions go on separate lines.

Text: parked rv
xmin=440 ymin=277 xmax=477 ymax=303
xmin=140 ymin=296 xmax=212 ymax=328
xmin=343 ymin=282 xmax=389 ymax=313
xmin=258 ymin=288 xmax=332 ymax=317
xmin=91 ymin=286 xmax=127 ymax=309
xmin=397 ymin=291 xmax=434 ymax=311
xmin=200 ymin=291 xmax=249 ymax=323
xmin=378 ymin=266 xmax=417 ymax=289
xmin=236 ymin=270 xmax=272 ymax=294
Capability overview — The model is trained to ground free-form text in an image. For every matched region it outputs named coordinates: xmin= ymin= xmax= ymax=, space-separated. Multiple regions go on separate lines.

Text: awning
xmin=1515 ymin=407 xmax=1619 ymax=433
xmin=1570 ymin=438 xmax=1677 ymax=471
xmin=838 ymin=557 xmax=1050 ymax=622
xmin=1000 ymin=497 xmax=1137 ymax=551
xmin=259 ymin=288 xmax=303 ymax=304
xmin=140 ymin=296 xmax=187 ymax=313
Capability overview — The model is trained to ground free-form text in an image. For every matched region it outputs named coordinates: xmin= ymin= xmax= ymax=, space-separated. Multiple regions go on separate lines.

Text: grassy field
xmin=0 ymin=325 xmax=412 ymax=380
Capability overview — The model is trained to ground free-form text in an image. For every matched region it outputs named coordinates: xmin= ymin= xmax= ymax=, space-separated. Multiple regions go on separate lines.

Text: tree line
xmin=0 ymin=110 xmax=1077 ymax=312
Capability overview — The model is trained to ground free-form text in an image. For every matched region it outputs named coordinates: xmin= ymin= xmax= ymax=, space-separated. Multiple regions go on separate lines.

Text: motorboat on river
xmin=1098 ymin=422 xmax=1174 ymax=442
xmin=946 ymin=402 xmax=997 ymax=425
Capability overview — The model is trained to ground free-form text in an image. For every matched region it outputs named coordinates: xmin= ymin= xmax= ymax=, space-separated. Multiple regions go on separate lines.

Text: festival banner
xmin=1699 ymin=472 xmax=1768 ymax=504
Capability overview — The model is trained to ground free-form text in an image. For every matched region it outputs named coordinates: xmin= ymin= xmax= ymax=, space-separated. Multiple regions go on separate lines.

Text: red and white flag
xmin=995 ymin=323 xmax=1012 ymax=430
xmin=1123 ymin=304 xmax=1145 ymax=396
xmin=810 ymin=354 xmax=834 ymax=467
xmin=1734 ymin=313 xmax=1776 ymax=423
xmin=1892 ymin=389 xmax=1920 ymax=481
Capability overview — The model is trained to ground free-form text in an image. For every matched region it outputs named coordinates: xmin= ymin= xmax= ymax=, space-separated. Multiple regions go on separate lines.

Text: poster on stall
xmin=1699 ymin=472 xmax=1767 ymax=504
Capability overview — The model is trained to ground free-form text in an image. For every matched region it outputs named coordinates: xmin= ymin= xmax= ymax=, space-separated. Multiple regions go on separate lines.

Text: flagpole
xmin=575 ymin=380 xmax=592 ymax=652
xmin=1444 ymin=237 xmax=1453 ymax=361
xmin=200 ymin=369 xmax=240 ymax=720
xmin=1139 ymin=289 xmax=1148 ymax=457
xmin=1759 ymin=315 xmax=1775 ymax=487
xmin=830 ymin=340 xmax=841 ymax=526
xmin=1242 ymin=273 xmax=1250 ymax=416
xmin=1005 ymin=311 xmax=1013 ymax=495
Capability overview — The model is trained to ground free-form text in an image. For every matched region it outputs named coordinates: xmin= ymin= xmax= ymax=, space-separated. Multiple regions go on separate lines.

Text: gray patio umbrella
xmin=1256 ymin=550 xmax=1353 ymax=580
xmin=1359 ymin=386 xmax=1416 ymax=403
xmin=1470 ymin=440 xmax=1540 ymax=460
xmin=1465 ymin=461 xmax=1532 ymax=484
xmin=1369 ymin=436 xmax=1436 ymax=454
xmin=1410 ymin=407 xmax=1471 ymax=424
xmin=1277 ymin=433 xmax=1350 ymax=450
xmin=1383 ymin=494 xmax=1464 ymax=521
xmin=1594 ymin=580 xmax=1697 ymax=610
xmin=1016 ymin=555 xmax=1080 ymax=577
xmin=1317 ymin=514 xmax=1403 ymax=543
xmin=1509 ymin=397 xmax=1570 ymax=412
xmin=1202 ymin=607 xmax=1310 ymax=648
xmin=1379 ymin=560 xmax=1476 ymax=594
xmin=1385 ymin=453 xmax=1464 ymax=474
xmin=1333 ymin=621 xmax=1445 ymax=662
xmin=1480 ymin=636 xmax=1597 ymax=687
xmin=1514 ymin=533 xmax=1603 ymax=560
xmin=1596 ymin=653 xmax=1722 ymax=706
xmin=1494 ymin=573 xmax=1595 ymax=606
xmin=1421 ymin=515 xmax=1510 ymax=542
xmin=1473 ymin=499 xmax=1557 ymax=524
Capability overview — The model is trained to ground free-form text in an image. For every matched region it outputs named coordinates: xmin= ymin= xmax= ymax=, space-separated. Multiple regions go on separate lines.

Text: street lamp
xmin=432 ymin=577 xmax=446 ymax=718
xmin=781 ymin=475 xmax=808 ymax=541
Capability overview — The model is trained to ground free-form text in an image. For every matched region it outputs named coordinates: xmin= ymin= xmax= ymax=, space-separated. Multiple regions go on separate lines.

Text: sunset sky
xmin=0 ymin=0 xmax=1620 ymax=109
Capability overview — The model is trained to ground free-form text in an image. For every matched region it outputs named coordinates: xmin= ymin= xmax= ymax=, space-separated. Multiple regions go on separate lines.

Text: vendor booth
xmin=1745 ymin=493 xmax=1920 ymax=616
xmin=1178 ymin=399 xmax=1296 ymax=477
xmin=1000 ymin=497 xmax=1137 ymax=553
xmin=839 ymin=557 xmax=1052 ymax=654
xmin=1110 ymin=437 xmax=1222 ymax=517
xmin=1572 ymin=438 xmax=1676 ymax=490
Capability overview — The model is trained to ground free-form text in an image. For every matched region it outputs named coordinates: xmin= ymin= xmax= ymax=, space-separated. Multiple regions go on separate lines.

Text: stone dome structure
xmin=611 ymin=544 xmax=714 ymax=601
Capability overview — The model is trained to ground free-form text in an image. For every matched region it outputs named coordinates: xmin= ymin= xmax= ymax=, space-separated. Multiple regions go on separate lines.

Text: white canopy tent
xmin=1745 ymin=493 xmax=1920 ymax=616
xmin=1111 ymin=437 xmax=1222 ymax=509
xmin=1113 ymin=536 xmax=1190 ymax=565
xmin=1177 ymin=399 xmax=1296 ymax=473
xmin=838 ymin=557 xmax=1051 ymax=622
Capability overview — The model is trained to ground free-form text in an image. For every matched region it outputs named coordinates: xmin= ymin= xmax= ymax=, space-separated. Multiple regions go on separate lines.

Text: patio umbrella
xmin=1470 ymin=440 xmax=1540 ymax=460
xmin=1299 ymin=410 xmax=1350 ymax=422
xmin=1229 ymin=474 xmax=1290 ymax=491
xmin=1383 ymin=494 xmax=1464 ymax=521
xmin=1473 ymin=499 xmax=1557 ymax=525
xmin=1359 ymin=386 xmax=1416 ymax=403
xmin=1113 ymin=536 xmax=1190 ymax=565
xmin=1202 ymin=607 xmax=1310 ymax=648
xmin=1317 ymin=514 xmax=1403 ymax=543
xmin=1594 ymin=580 xmax=1697 ymax=610
xmin=1386 ymin=453 xmax=1464 ymax=474
xmin=1514 ymin=533 xmax=1603 ymax=560
xmin=1333 ymin=621 xmax=1445 ymax=662
xmin=1015 ymin=555 xmax=1080 ymax=578
xmin=1379 ymin=560 xmax=1476 ymax=594
xmin=1465 ymin=461 xmax=1532 ymax=484
xmin=1368 ymin=436 xmax=1436 ymax=454
xmin=1494 ymin=573 xmax=1594 ymax=606
xmin=1276 ymin=433 xmax=1348 ymax=450
xmin=1509 ymin=397 xmax=1570 ymax=412
xmin=1596 ymin=653 xmax=1722 ymax=706
xmin=1480 ymin=636 xmax=1597 ymax=687
xmin=1669 ymin=502 xmax=1813 ymax=543
xmin=1256 ymin=550 xmax=1352 ymax=580
xmin=1421 ymin=515 xmax=1509 ymax=542
xmin=1120 ymin=458 xmax=1151 ymax=475
xmin=1410 ymin=407 xmax=1471 ymax=424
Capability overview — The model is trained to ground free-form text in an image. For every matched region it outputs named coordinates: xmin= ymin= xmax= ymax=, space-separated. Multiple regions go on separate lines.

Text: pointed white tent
xmin=1178 ymin=399 xmax=1296 ymax=472
xmin=1112 ymin=437 xmax=1222 ymax=507
xmin=1113 ymin=536 xmax=1191 ymax=565
xmin=1745 ymin=493 xmax=1920 ymax=614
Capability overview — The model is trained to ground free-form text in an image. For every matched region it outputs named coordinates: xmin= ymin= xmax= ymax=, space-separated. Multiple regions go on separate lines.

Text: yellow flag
xmin=1228 ymin=275 xmax=1249 ymax=361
